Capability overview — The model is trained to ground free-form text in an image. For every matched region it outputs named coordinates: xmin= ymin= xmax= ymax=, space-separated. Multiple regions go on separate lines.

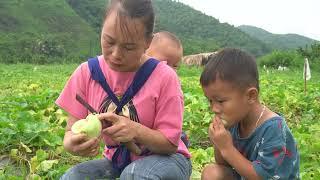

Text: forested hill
xmin=2 ymin=0 xmax=316 ymax=63
xmin=0 ymin=0 xmax=98 ymax=63
xmin=238 ymin=25 xmax=317 ymax=50
xmin=67 ymin=0 xmax=272 ymax=56
xmin=153 ymin=0 xmax=272 ymax=56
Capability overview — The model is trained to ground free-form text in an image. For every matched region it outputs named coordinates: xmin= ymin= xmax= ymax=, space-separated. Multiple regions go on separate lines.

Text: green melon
xmin=71 ymin=114 xmax=102 ymax=138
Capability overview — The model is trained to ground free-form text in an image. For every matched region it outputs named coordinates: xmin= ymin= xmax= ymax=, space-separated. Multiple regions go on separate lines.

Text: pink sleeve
xmin=55 ymin=63 xmax=89 ymax=119
xmin=154 ymin=72 xmax=184 ymax=146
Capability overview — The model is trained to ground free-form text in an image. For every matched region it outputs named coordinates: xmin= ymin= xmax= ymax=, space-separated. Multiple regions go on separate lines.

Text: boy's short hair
xmin=200 ymin=48 xmax=259 ymax=91
xmin=152 ymin=31 xmax=182 ymax=49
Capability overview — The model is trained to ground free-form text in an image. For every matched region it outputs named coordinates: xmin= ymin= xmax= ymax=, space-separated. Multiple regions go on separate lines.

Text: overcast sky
xmin=179 ymin=0 xmax=320 ymax=41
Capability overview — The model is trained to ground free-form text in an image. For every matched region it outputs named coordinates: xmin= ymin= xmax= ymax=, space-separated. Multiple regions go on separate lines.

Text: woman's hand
xmin=209 ymin=116 xmax=233 ymax=152
xmin=63 ymin=131 xmax=100 ymax=157
xmin=99 ymin=112 xmax=176 ymax=154
xmin=99 ymin=113 xmax=139 ymax=143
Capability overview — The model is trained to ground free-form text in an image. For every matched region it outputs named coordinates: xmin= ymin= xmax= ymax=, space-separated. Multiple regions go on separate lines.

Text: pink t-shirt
xmin=56 ymin=55 xmax=190 ymax=160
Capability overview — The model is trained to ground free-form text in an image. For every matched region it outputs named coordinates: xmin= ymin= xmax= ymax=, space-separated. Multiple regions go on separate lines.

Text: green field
xmin=0 ymin=64 xmax=319 ymax=179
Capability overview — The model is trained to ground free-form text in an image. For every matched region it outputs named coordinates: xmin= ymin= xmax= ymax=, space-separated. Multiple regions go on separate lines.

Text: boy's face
xmin=202 ymin=78 xmax=251 ymax=127
xmin=146 ymin=39 xmax=182 ymax=71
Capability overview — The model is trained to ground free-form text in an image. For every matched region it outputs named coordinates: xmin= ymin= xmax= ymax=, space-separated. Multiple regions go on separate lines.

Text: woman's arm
xmin=100 ymin=113 xmax=177 ymax=154
xmin=134 ymin=123 xmax=177 ymax=154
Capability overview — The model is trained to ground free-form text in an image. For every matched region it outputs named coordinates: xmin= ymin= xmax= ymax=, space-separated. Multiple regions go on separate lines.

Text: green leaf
xmin=10 ymin=149 xmax=18 ymax=158
xmin=36 ymin=160 xmax=59 ymax=172
xmin=28 ymin=174 xmax=42 ymax=180
xmin=20 ymin=142 xmax=32 ymax=153
xmin=190 ymin=170 xmax=201 ymax=179
xmin=36 ymin=149 xmax=48 ymax=162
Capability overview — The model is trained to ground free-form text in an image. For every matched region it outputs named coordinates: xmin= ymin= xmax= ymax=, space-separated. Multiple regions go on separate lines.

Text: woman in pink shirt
xmin=56 ymin=0 xmax=191 ymax=179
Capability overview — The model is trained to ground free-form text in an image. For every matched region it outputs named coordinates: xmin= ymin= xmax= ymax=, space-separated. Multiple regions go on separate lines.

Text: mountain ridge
xmin=0 ymin=0 xmax=317 ymax=63
xmin=238 ymin=25 xmax=317 ymax=50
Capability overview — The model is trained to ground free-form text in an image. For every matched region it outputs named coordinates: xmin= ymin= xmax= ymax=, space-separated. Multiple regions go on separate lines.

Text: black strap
xmin=88 ymin=57 xmax=159 ymax=113
xmin=88 ymin=57 xmax=159 ymax=174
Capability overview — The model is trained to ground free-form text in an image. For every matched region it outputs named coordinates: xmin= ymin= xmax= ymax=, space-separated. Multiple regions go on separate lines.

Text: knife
xmin=75 ymin=94 xmax=142 ymax=155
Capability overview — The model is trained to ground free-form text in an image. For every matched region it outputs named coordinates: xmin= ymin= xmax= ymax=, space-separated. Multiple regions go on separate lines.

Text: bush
xmin=258 ymin=50 xmax=303 ymax=69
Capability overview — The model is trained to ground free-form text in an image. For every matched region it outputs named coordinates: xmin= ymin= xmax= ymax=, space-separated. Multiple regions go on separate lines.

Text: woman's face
xmin=101 ymin=11 xmax=151 ymax=72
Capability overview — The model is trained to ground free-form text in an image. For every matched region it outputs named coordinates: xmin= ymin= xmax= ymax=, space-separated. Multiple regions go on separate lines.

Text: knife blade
xmin=76 ymin=94 xmax=97 ymax=114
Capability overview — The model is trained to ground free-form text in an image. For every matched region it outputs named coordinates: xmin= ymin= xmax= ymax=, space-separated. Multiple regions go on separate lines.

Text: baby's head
xmin=146 ymin=31 xmax=183 ymax=70
xmin=200 ymin=48 xmax=260 ymax=126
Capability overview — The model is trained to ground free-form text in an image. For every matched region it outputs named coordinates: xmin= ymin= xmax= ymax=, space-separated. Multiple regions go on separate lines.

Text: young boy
xmin=146 ymin=31 xmax=183 ymax=70
xmin=200 ymin=48 xmax=300 ymax=180
xmin=146 ymin=31 xmax=191 ymax=147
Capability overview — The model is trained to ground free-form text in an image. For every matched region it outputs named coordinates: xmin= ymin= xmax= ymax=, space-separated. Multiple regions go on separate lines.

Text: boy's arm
xmin=210 ymin=117 xmax=262 ymax=180
xmin=214 ymin=146 xmax=228 ymax=166
xmin=220 ymin=147 xmax=262 ymax=180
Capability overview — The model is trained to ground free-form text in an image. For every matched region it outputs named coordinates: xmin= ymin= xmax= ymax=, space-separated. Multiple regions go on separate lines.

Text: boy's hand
xmin=99 ymin=113 xmax=138 ymax=143
xmin=209 ymin=116 xmax=233 ymax=152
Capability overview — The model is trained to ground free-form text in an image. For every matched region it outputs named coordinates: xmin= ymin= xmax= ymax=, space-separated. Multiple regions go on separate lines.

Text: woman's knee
xmin=60 ymin=159 xmax=116 ymax=180
xmin=120 ymin=154 xmax=191 ymax=180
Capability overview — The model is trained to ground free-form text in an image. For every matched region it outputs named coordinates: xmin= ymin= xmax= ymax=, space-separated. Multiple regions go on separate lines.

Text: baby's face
xmin=161 ymin=46 xmax=182 ymax=71
xmin=146 ymin=40 xmax=182 ymax=71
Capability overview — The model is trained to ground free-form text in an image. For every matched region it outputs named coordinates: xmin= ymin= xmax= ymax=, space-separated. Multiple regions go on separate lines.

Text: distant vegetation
xmin=238 ymin=25 xmax=317 ymax=50
xmin=258 ymin=43 xmax=320 ymax=70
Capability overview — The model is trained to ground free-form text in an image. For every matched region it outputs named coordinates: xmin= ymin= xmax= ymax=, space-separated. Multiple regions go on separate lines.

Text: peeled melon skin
xmin=221 ymin=119 xmax=228 ymax=127
xmin=71 ymin=114 xmax=102 ymax=138
xmin=71 ymin=119 xmax=87 ymax=134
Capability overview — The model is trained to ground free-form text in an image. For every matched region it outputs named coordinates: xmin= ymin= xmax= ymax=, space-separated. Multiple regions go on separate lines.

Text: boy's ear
xmin=144 ymin=35 xmax=153 ymax=50
xmin=246 ymin=87 xmax=259 ymax=104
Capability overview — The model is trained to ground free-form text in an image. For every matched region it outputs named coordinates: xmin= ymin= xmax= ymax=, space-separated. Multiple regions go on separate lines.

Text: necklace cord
xmin=255 ymin=105 xmax=266 ymax=128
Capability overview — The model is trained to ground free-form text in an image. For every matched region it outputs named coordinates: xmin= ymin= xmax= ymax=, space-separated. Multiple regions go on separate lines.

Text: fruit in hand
xmin=221 ymin=119 xmax=228 ymax=127
xmin=71 ymin=114 xmax=102 ymax=138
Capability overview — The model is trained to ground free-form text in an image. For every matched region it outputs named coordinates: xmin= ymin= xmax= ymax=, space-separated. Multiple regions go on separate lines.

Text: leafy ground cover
xmin=0 ymin=64 xmax=319 ymax=179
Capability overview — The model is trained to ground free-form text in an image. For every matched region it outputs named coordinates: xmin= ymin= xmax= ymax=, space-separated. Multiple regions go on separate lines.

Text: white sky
xmin=179 ymin=0 xmax=320 ymax=41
